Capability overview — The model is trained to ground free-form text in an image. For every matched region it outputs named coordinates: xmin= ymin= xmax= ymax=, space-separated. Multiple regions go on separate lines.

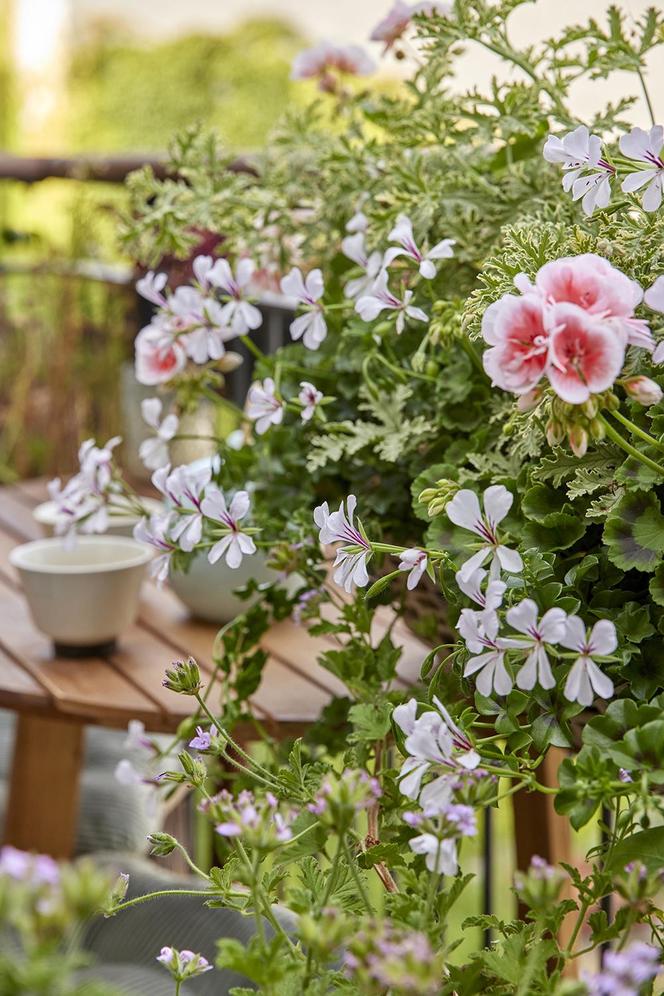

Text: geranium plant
xmin=51 ymin=1 xmax=664 ymax=992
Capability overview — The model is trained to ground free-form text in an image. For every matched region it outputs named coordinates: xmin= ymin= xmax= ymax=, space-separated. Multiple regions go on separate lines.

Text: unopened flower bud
xmin=546 ymin=419 xmax=564 ymax=447
xmin=582 ymin=397 xmax=598 ymax=418
xmin=517 ymin=387 xmax=542 ymax=413
xmin=623 ymin=376 xmax=663 ymax=407
xmin=217 ymin=351 xmax=244 ymax=373
xmin=147 ymin=832 xmax=178 ymax=857
xmin=589 ymin=418 xmax=605 ymax=441
xmin=569 ymin=425 xmax=588 ymax=458
xmin=163 ymin=657 xmax=202 ymax=696
xmin=606 ymin=392 xmax=621 ymax=411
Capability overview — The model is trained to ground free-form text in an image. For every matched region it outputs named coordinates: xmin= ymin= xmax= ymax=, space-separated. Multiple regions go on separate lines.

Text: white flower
xmin=152 ymin=463 xmax=212 ymax=553
xmin=455 ymin=567 xmax=506 ymax=611
xmin=355 ymin=270 xmax=428 ymax=333
xmin=124 ymin=720 xmax=150 ymax=752
xmin=313 ymin=495 xmax=371 ymax=592
xmin=246 ymin=378 xmax=284 ymax=435
xmin=298 ymin=381 xmax=323 ymax=422
xmin=114 ymin=758 xmax=143 ymax=786
xmin=505 ymin=599 xmax=567 ymax=691
xmin=398 ymin=548 xmax=428 ymax=590
xmin=341 ymin=232 xmax=385 ymax=299
xmin=561 ymin=617 xmax=616 ymax=707
xmin=644 ymin=276 xmax=664 ymax=362
xmin=543 ymin=125 xmax=614 ymax=216
xmin=207 ymin=257 xmax=263 ymax=334
xmin=345 ymin=209 xmax=368 ymax=233
xmin=384 ymin=214 xmax=455 ymax=278
xmin=446 ymin=485 xmax=523 ymax=581
xmin=134 ymin=322 xmax=187 ymax=386
xmin=620 ymin=125 xmax=664 ymax=212
xmin=280 ymin=267 xmax=328 ymax=350
xmin=139 ymin=399 xmax=179 ymax=471
xmin=201 ymin=487 xmax=256 ymax=569
xmin=409 ymin=833 xmax=458 ymax=875
xmin=136 ymin=270 xmax=167 ymax=307
xmin=459 ymin=610 xmax=520 ymax=697
xmin=167 ymin=286 xmax=233 ymax=363
xmin=134 ymin=512 xmax=176 ymax=584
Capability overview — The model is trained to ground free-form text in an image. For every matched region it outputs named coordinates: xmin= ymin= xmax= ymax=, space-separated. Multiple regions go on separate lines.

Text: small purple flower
xmin=619 ymin=768 xmax=633 ymax=783
xmin=189 ymin=725 xmax=217 ymax=752
xmin=585 ymin=941 xmax=660 ymax=995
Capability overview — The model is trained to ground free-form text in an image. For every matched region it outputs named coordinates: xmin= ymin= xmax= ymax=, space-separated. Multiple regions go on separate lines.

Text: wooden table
xmin=0 ymin=479 xmax=429 ymax=858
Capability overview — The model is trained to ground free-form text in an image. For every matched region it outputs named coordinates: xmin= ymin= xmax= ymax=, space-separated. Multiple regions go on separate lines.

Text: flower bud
xmin=147 ymin=832 xmax=178 ymax=857
xmin=513 ymin=855 xmax=566 ymax=911
xmin=217 ymin=351 xmax=244 ymax=373
xmin=569 ymin=425 xmax=588 ymax=458
xmin=589 ymin=418 xmax=605 ymax=441
xmin=546 ymin=419 xmax=564 ymax=447
xmin=623 ymin=376 xmax=663 ymax=407
xmin=163 ymin=657 xmax=202 ymax=696
xmin=582 ymin=397 xmax=598 ymax=418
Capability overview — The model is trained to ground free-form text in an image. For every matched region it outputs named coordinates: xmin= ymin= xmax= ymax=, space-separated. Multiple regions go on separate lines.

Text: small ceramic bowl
xmin=169 ymin=550 xmax=278 ymax=624
xmin=33 ymin=497 xmax=164 ymax=538
xmin=10 ymin=536 xmax=153 ymax=656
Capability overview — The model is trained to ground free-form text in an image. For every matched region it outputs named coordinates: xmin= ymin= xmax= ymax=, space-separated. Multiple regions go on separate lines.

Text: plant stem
xmin=343 ymin=839 xmax=372 ymax=913
xmin=598 ymin=414 xmax=664 ymax=476
xmin=637 ymin=67 xmax=656 ymax=127
xmin=110 ymin=888 xmax=213 ymax=915
xmin=241 ymin=334 xmax=264 ymax=361
xmin=609 ymin=409 xmax=664 ymax=456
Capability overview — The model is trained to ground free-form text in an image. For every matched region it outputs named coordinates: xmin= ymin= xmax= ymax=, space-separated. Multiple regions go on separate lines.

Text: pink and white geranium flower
xmin=134 ymin=324 xmax=187 ymax=386
xmin=138 ymin=398 xmax=179 ymax=471
xmin=384 ymin=214 xmax=455 ymax=279
xmin=246 ymin=378 xmax=284 ymax=435
xmin=547 ymin=304 xmax=625 ymax=404
xmin=398 ymin=548 xmax=428 ymax=589
xmin=482 ymin=295 xmax=550 ymax=395
xmin=561 ymin=617 xmax=616 ymax=706
xmin=341 ymin=232 xmax=385 ymax=299
xmin=370 ymin=1 xmax=453 ymax=52
xmin=298 ymin=381 xmax=323 ymax=422
xmin=505 ymin=599 xmax=567 ymax=691
xmin=136 ymin=270 xmax=168 ymax=307
xmin=291 ymin=42 xmax=375 ymax=92
xmin=152 ymin=462 xmax=212 ymax=553
xmin=201 ymin=487 xmax=256 ymax=569
xmin=356 ymin=270 xmax=428 ymax=333
xmin=206 ymin=257 xmax=263 ymax=335
xmin=446 ymin=485 xmax=523 ymax=581
xmin=314 ymin=494 xmax=372 ymax=592
xmin=620 ymin=125 xmax=664 ymax=212
xmin=134 ymin=512 xmax=178 ymax=584
xmin=543 ymin=125 xmax=615 ymax=216
xmin=280 ymin=268 xmax=328 ymax=350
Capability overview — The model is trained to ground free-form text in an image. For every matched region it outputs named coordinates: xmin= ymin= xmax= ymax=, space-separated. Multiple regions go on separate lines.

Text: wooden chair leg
xmin=5 ymin=713 xmax=84 ymax=859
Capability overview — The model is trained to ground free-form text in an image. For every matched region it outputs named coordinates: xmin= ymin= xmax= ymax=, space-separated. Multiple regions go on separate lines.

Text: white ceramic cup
xmin=10 ymin=536 xmax=153 ymax=655
xmin=33 ymin=497 xmax=164 ymax=538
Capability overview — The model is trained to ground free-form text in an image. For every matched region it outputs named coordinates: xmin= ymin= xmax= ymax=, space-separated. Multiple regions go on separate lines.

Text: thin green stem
xmin=110 ymin=888 xmax=212 ymax=915
xmin=598 ymin=414 xmax=664 ymax=476
xmin=609 ymin=409 xmax=664 ymax=456
xmin=342 ymin=839 xmax=372 ymax=913
xmin=240 ymin=334 xmax=264 ymax=361
xmin=637 ymin=67 xmax=656 ymax=127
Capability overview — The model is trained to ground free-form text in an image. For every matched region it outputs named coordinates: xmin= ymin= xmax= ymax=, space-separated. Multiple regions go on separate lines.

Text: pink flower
xmin=482 ymin=294 xmax=549 ymax=394
xmin=547 ymin=303 xmax=625 ymax=404
xmin=370 ymin=2 xmax=412 ymax=50
xmin=623 ymin=376 xmax=663 ymax=406
xmin=291 ymin=42 xmax=375 ymax=91
xmin=520 ymin=254 xmax=649 ymax=350
xmin=134 ymin=324 xmax=187 ymax=386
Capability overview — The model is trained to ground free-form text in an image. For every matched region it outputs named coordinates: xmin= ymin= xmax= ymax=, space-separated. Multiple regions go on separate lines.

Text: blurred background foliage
xmin=0 ymin=12 xmax=304 ymax=480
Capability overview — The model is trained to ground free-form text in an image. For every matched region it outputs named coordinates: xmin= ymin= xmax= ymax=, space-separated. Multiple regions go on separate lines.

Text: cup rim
xmin=33 ymin=497 xmax=163 ymax=528
xmin=9 ymin=536 xmax=154 ymax=575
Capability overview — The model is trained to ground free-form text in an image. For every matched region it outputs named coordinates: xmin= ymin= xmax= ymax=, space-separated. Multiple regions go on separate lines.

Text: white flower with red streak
xmin=298 ymin=381 xmax=323 ymax=422
xmin=280 ymin=268 xmax=328 ymax=350
xmin=398 ymin=548 xmax=428 ymax=590
xmin=644 ymin=274 xmax=664 ymax=363
xmin=341 ymin=232 xmax=385 ymax=299
xmin=134 ymin=512 xmax=178 ymax=585
xmin=245 ymin=378 xmax=284 ymax=435
xmin=134 ymin=323 xmax=187 ymax=386
xmin=455 ymin=567 xmax=506 ymax=612
xmin=136 ymin=271 xmax=168 ymax=307
xmin=560 ymin=617 xmax=616 ymax=707
xmin=505 ymin=599 xmax=567 ymax=691
xmin=458 ymin=609 xmax=519 ymax=697
xmin=314 ymin=494 xmax=372 ymax=593
xmin=384 ymin=214 xmax=455 ymax=279
xmin=152 ymin=462 xmax=211 ymax=553
xmin=446 ymin=486 xmax=523 ymax=581
xmin=543 ymin=125 xmax=615 ymax=216
xmin=356 ymin=270 xmax=428 ymax=333
xmin=201 ymin=487 xmax=256 ymax=569
xmin=370 ymin=1 xmax=453 ymax=52
xmin=206 ymin=257 xmax=263 ymax=335
xmin=139 ymin=399 xmax=179 ymax=471
xmin=620 ymin=125 xmax=664 ymax=212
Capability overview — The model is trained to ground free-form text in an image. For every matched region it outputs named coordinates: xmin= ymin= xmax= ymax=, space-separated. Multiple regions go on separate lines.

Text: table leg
xmin=5 ymin=714 xmax=84 ymax=858
xmin=512 ymin=747 xmax=571 ymax=871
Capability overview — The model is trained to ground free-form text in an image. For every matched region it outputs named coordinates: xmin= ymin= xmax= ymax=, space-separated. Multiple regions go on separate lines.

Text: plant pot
xmin=169 ymin=550 xmax=278 ymax=624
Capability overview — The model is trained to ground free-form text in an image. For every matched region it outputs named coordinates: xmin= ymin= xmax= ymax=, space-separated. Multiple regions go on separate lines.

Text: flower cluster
xmin=134 ymin=255 xmax=261 ymax=385
xmin=245 ymin=377 xmax=324 ymax=435
xmin=290 ymin=41 xmax=375 ymax=93
xmin=545 ymin=123 xmax=664 ymax=214
xmin=0 ymin=846 xmax=59 ymax=887
xmin=208 ymin=789 xmax=295 ymax=852
xmin=370 ymin=1 xmax=452 ymax=53
xmin=343 ymin=920 xmax=445 ymax=995
xmin=47 ymin=435 xmax=131 ymax=538
xmin=156 ymin=946 xmax=213 ymax=983
xmin=134 ymin=463 xmax=256 ymax=582
xmin=583 ymin=941 xmax=661 ymax=996
xmin=307 ymin=768 xmax=382 ymax=829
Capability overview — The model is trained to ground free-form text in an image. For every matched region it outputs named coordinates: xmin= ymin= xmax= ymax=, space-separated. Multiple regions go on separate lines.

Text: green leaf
xmin=605 ymin=828 xmax=664 ymax=874
xmin=649 ymin=563 xmax=664 ymax=606
xmin=604 ymin=491 xmax=664 ymax=572
xmin=348 ymin=700 xmax=393 ymax=741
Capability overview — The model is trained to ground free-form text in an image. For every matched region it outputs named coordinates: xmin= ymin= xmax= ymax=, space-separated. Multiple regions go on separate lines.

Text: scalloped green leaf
xmin=604 ymin=491 xmax=664 ymax=573
xmin=521 ymin=483 xmax=575 ymax=525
